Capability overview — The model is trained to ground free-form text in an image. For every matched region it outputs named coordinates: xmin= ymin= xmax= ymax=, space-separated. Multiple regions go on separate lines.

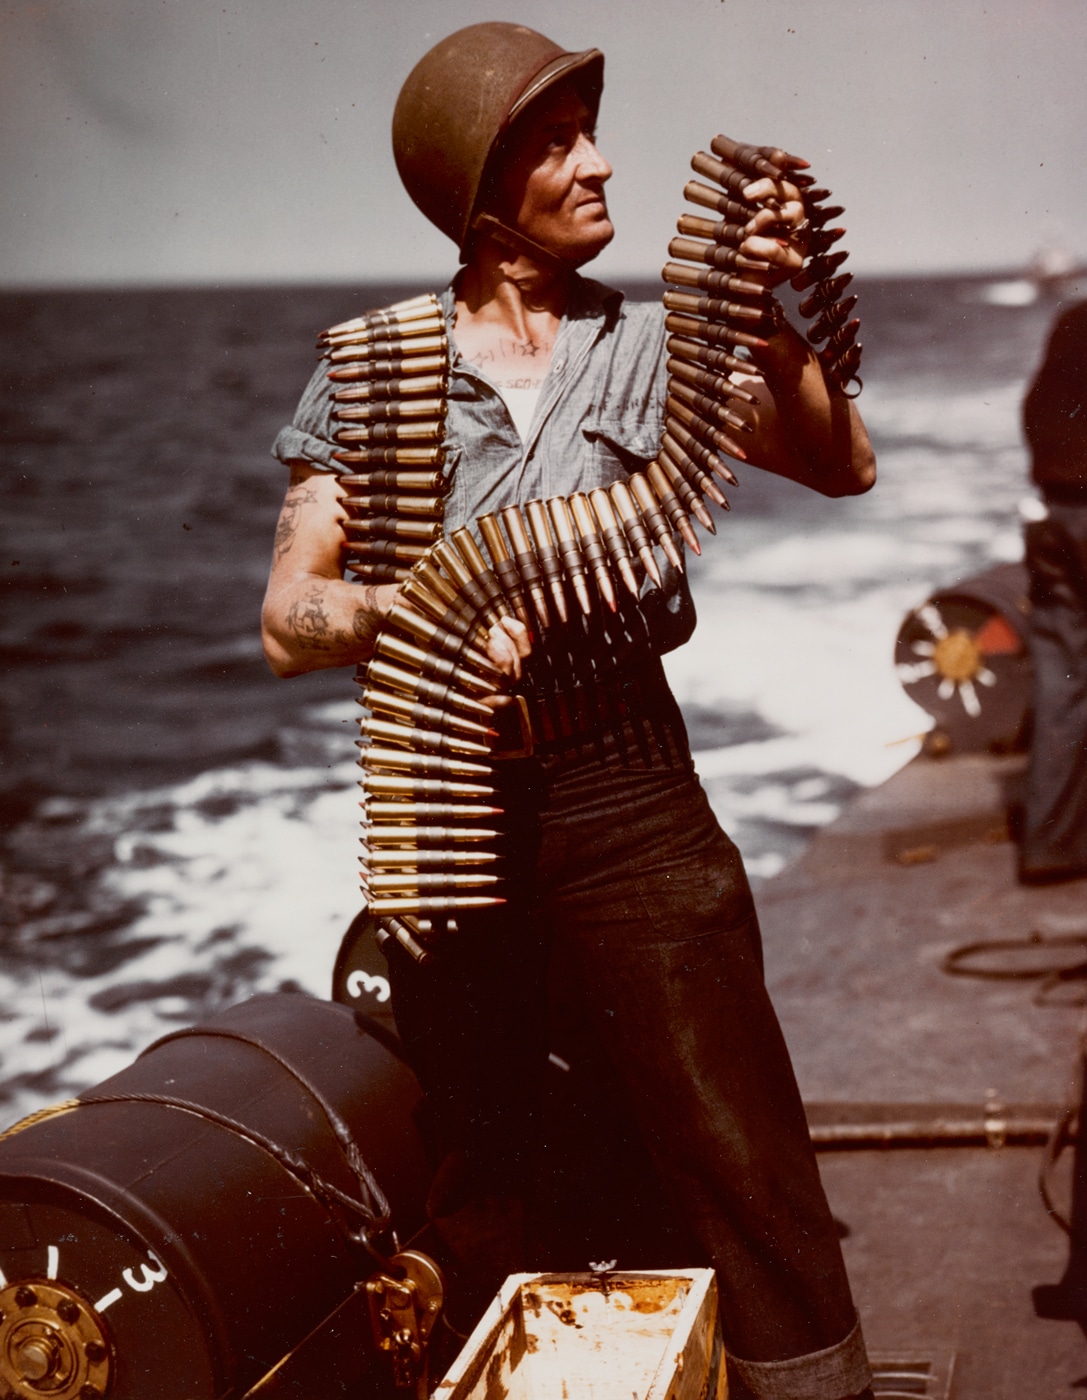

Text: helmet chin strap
xmin=470 ymin=212 xmax=575 ymax=276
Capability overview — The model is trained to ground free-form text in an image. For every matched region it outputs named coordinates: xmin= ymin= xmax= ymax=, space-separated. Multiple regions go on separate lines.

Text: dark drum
xmin=895 ymin=562 xmax=1032 ymax=754
xmin=0 ymin=994 xmax=430 ymax=1399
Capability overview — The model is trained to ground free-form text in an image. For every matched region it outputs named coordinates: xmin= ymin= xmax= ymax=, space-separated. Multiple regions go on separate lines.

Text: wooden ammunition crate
xmin=434 ymin=1269 xmax=726 ymax=1400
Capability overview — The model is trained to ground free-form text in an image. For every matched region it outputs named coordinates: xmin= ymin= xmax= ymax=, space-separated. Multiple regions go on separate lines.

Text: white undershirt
xmin=497 ymin=384 xmax=542 ymax=443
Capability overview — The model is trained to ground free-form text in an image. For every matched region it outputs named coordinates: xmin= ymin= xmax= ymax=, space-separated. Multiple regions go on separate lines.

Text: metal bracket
xmin=366 ymin=1250 xmax=444 ymax=1397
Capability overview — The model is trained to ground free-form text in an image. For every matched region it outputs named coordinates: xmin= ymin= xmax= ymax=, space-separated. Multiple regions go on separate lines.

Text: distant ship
xmin=975 ymin=246 xmax=1086 ymax=307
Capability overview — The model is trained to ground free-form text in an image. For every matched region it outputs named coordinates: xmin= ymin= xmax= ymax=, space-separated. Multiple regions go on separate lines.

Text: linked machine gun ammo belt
xmin=317 ymin=136 xmax=863 ymax=963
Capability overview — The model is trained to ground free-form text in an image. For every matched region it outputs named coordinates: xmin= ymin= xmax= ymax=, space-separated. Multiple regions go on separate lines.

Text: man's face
xmin=496 ymin=84 xmax=614 ymax=266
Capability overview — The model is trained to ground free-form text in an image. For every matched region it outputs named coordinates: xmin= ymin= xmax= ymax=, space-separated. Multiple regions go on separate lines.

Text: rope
xmin=0 ymin=1098 xmax=80 ymax=1144
xmin=76 ymin=1090 xmax=389 ymax=1259
xmin=143 ymin=1024 xmax=391 ymax=1233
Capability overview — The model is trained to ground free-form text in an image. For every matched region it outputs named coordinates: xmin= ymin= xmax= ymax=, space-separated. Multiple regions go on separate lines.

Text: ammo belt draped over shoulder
xmin=315 ymin=135 xmax=863 ymax=959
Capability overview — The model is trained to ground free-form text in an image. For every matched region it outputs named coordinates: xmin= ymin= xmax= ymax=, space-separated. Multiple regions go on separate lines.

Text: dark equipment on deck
xmin=0 ymin=994 xmax=438 ymax=1400
xmin=895 ymin=562 xmax=1032 ymax=755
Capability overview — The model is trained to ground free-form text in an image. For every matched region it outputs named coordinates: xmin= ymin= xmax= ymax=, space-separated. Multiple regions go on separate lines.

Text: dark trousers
xmin=1022 ymin=503 xmax=1087 ymax=879
xmin=388 ymin=721 xmax=859 ymax=1371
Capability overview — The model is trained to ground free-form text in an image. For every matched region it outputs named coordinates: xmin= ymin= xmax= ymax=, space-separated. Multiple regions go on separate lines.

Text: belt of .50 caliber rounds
xmin=319 ymin=164 xmax=864 ymax=961
xmin=663 ymin=131 xmax=863 ymax=467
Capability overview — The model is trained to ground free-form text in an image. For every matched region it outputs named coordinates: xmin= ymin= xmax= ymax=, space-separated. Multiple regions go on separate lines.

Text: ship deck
xmin=758 ymin=751 xmax=1087 ymax=1398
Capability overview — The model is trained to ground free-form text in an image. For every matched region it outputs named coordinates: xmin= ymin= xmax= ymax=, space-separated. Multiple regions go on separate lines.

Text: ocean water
xmin=0 ymin=273 xmax=1078 ymax=1123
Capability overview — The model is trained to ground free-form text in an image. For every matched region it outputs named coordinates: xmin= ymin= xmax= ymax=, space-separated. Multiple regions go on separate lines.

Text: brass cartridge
xmin=363 ymin=870 xmax=500 ymax=893
xmin=363 ymin=802 xmax=502 ymax=822
xmin=569 ymin=492 xmax=618 ymax=612
xmin=374 ymin=913 xmax=432 ymax=964
xmin=386 ymin=601 xmax=498 ymax=675
xmin=667 ymin=375 xmax=752 ymax=435
xmin=363 ymin=846 xmax=498 ymax=868
xmin=805 ymin=202 xmax=846 ymax=230
xmin=432 ymin=539 xmax=503 ymax=630
xmin=330 ymin=330 xmax=451 ymax=364
xmin=657 ymin=440 xmax=720 ymax=529
xmin=363 ymin=772 xmax=497 ymax=799
xmin=368 ymin=895 xmax=506 ymax=915
xmin=817 ymin=319 xmax=861 ymax=358
xmin=666 ymin=356 xmax=759 ymax=407
xmin=451 ymin=527 xmax=512 ymax=621
xmin=526 ymin=499 xmax=569 ymax=625
xmin=664 ymin=310 xmax=769 ymax=352
xmin=343 ymin=538 xmax=429 ymax=564
xmin=342 ymin=493 xmax=445 ymax=517
xmin=663 ymin=289 xmax=772 ymax=328
xmin=830 ymin=342 xmax=863 ymax=384
xmin=798 ymin=272 xmax=853 ymax=318
xmin=342 ymin=517 xmax=443 ymax=543
xmin=359 ymin=716 xmax=492 ymax=759
xmin=662 ymin=421 xmax=737 ymax=496
xmin=647 ymin=461 xmax=701 ymax=552
xmin=682 ymin=180 xmax=751 ymax=223
xmin=628 ymin=471 xmax=684 ymax=573
xmin=662 ymin=261 xmax=768 ymax=305
xmin=360 ymin=686 xmax=495 ymax=740
xmin=588 ymin=488 xmax=639 ymax=599
xmin=808 ymin=297 xmax=859 ymax=344
xmin=665 ymin=335 xmax=750 ymax=379
xmin=690 ymin=150 xmax=755 ymax=199
xmin=400 ymin=575 xmax=484 ymax=648
xmin=807 ymin=226 xmax=847 ymax=258
xmin=327 ymin=354 xmax=449 ymax=383
xmin=322 ymin=294 xmax=439 ymax=341
xmin=346 ymin=561 xmax=412 ymax=584
xmin=362 ymin=824 xmax=500 ymax=847
xmin=790 ymin=249 xmax=850 ymax=292
xmin=710 ymin=135 xmax=807 ymax=179
xmin=333 ymin=419 xmax=444 ymax=445
xmin=608 ymin=479 xmax=662 ymax=589
xmin=374 ymin=634 xmax=500 ymax=696
xmin=668 ymin=236 xmax=765 ymax=274
xmin=479 ymin=514 xmax=533 ymax=630
xmin=339 ymin=470 xmax=446 ymax=492
xmin=358 ymin=744 xmax=493 ymax=779
xmin=365 ymin=659 xmax=495 ymax=719
xmin=332 ymin=445 xmax=446 ymax=467
xmin=323 ymin=315 xmax=446 ymax=350
xmin=546 ymin=496 xmax=593 ymax=617
xmin=332 ymin=374 xmax=448 ymax=403
xmin=666 ymin=397 xmax=747 ymax=468
xmin=500 ymin=505 xmax=551 ymax=630
xmin=328 ymin=332 xmax=447 ymax=364
xmin=332 ymin=396 xmax=448 ymax=422
xmin=676 ymin=213 xmax=747 ymax=248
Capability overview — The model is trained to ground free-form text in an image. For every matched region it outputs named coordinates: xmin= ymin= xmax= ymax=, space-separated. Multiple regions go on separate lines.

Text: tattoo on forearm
xmin=274 ymin=475 xmax=318 ymax=563
xmin=286 ymin=583 xmax=335 ymax=651
xmin=352 ymin=586 xmax=383 ymax=649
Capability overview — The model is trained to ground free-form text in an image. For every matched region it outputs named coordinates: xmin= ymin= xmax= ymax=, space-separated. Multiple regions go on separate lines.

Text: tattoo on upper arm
xmin=273 ymin=470 xmax=319 ymax=563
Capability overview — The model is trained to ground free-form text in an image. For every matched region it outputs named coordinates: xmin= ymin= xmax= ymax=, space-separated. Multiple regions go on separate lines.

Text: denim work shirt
xmin=272 ymin=274 xmax=695 ymax=652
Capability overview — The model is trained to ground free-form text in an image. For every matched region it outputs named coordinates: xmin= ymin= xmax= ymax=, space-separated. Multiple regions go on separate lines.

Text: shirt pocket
xmin=580 ymin=412 xmax=661 ymax=487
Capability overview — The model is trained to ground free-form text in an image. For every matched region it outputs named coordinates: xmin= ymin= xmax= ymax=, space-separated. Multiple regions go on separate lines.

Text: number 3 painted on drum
xmin=123 ymin=1251 xmax=168 ymax=1293
xmin=347 ymin=970 xmax=390 ymax=1003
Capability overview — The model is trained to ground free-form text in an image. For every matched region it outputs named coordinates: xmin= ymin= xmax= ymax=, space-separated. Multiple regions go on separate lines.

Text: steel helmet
xmin=391 ymin=21 xmax=605 ymax=261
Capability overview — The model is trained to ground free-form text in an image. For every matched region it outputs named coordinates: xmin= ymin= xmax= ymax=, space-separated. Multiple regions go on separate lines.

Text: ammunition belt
xmin=664 ymin=132 xmax=862 ymax=407
xmin=317 ymin=144 xmax=864 ymax=959
xmin=319 ymin=292 xmax=451 ymax=584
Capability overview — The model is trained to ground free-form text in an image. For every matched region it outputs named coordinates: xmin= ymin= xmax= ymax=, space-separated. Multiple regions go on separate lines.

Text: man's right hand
xmin=485 ymin=615 xmax=532 ymax=684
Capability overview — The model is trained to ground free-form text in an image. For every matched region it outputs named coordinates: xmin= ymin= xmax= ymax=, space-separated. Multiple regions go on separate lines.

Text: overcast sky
xmin=3 ymin=0 xmax=1086 ymax=287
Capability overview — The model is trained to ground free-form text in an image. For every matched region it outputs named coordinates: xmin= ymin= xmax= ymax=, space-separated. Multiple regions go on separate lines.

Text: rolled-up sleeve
xmin=270 ymin=359 xmax=342 ymax=474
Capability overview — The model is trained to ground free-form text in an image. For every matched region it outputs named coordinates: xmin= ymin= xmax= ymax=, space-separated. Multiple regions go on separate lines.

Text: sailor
xmin=1019 ymin=300 xmax=1087 ymax=884
xmin=262 ymin=22 xmax=876 ymax=1400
